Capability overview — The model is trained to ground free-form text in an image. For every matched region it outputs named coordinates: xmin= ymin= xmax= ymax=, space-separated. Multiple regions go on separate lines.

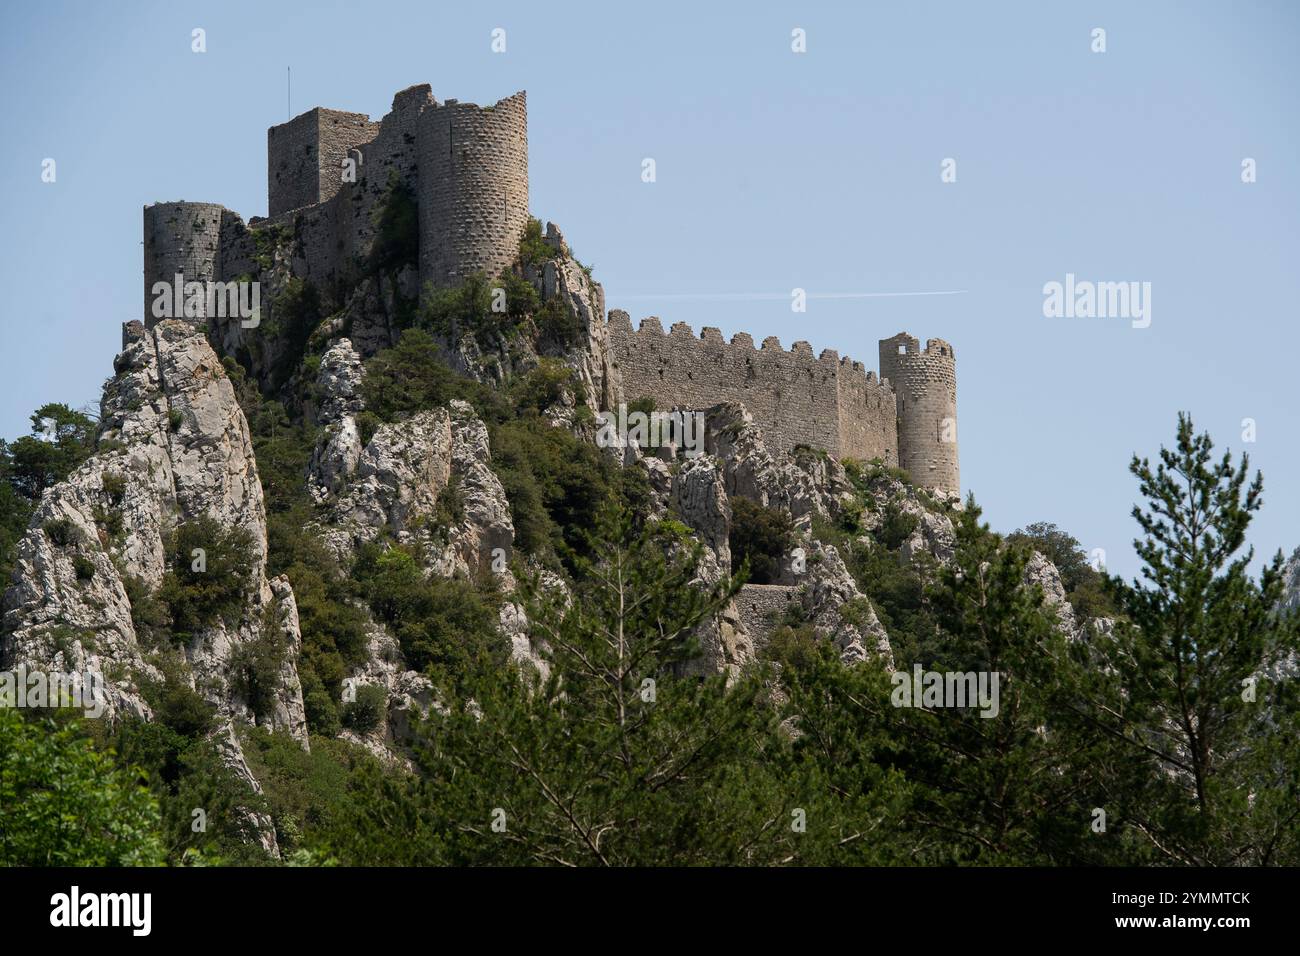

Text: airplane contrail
xmin=613 ymin=290 xmax=968 ymax=301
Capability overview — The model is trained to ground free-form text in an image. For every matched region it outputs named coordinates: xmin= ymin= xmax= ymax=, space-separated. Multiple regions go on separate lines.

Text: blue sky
xmin=2 ymin=1 xmax=1297 ymax=581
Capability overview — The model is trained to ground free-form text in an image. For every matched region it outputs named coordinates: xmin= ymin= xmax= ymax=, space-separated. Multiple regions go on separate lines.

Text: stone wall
xmin=879 ymin=333 xmax=959 ymax=496
xmin=417 ymin=91 xmax=529 ymax=288
xmin=607 ymin=311 xmax=899 ymax=464
xmin=735 ymin=584 xmax=799 ymax=651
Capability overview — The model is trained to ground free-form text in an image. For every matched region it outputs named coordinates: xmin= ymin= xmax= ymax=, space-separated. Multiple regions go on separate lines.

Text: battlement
xmin=607 ymin=311 xmax=900 ymax=466
xmin=610 ymin=313 xmax=882 ymax=379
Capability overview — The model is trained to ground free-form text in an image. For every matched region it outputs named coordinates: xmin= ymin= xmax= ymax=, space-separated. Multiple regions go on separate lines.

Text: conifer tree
xmin=416 ymin=507 xmax=797 ymax=866
xmin=1100 ymin=413 xmax=1300 ymax=864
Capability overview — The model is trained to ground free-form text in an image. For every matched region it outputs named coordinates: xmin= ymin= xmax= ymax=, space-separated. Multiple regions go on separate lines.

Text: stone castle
xmin=140 ymin=84 xmax=959 ymax=496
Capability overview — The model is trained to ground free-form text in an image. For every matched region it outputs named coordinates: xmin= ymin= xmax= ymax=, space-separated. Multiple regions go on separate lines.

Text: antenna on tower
xmin=287 ymin=66 xmax=291 ymax=119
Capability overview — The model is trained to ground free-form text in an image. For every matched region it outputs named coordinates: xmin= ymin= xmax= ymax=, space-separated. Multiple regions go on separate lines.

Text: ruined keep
xmin=143 ymin=83 xmax=529 ymax=315
xmin=139 ymin=83 xmax=959 ymax=496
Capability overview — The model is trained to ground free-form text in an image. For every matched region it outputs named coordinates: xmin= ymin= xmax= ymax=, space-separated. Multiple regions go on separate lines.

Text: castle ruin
xmin=139 ymin=83 xmax=959 ymax=497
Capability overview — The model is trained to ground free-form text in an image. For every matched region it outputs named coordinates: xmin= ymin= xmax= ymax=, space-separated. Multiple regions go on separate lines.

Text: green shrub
xmin=490 ymin=417 xmax=635 ymax=568
xmin=43 ymin=517 xmax=78 ymax=547
xmin=101 ymin=472 xmax=127 ymax=502
xmin=122 ymin=572 xmax=170 ymax=649
xmin=434 ymin=476 xmax=466 ymax=530
xmin=300 ymin=666 xmax=342 ymax=737
xmin=138 ymin=660 xmax=217 ymax=739
xmin=230 ymin=625 xmax=287 ymax=723
xmin=627 ymin=396 xmax=657 ymax=417
xmin=879 ymin=503 xmax=919 ymax=551
xmin=729 ymin=498 xmax=795 ymax=584
xmin=354 ymin=543 xmax=503 ymax=689
xmin=0 ymin=709 xmax=165 ymax=865
xmin=518 ymin=217 xmax=556 ymax=266
xmin=417 ymin=273 xmax=522 ymax=344
xmin=355 ymin=410 xmax=381 ymax=448
xmin=499 ymin=271 xmax=540 ymax=318
xmin=157 ymin=515 xmax=257 ymax=642
xmin=535 ymin=297 xmax=585 ymax=351
xmin=264 ymin=278 xmax=322 ymax=389
xmin=341 ymin=684 xmax=387 ymax=734
xmin=72 ymin=554 xmax=95 ymax=581
xmin=92 ymin=503 xmax=125 ymax=541
xmin=252 ymin=224 xmax=290 ymax=271
xmin=509 ymin=359 xmax=580 ymax=416
xmin=360 ymin=329 xmax=493 ymax=422
xmin=369 ymin=171 xmax=418 ymax=273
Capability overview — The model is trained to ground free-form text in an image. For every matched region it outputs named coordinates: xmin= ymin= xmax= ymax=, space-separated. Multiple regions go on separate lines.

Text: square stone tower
xmin=267 ymin=107 xmax=379 ymax=217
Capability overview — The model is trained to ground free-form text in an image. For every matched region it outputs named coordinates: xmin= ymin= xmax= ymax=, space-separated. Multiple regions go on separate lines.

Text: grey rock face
xmin=325 ymin=407 xmax=454 ymax=561
xmin=4 ymin=321 xmax=307 ymax=741
xmin=1280 ymin=546 xmax=1300 ymax=617
xmin=2 ymin=320 xmax=310 ymax=855
xmin=666 ymin=456 xmax=756 ymax=677
xmin=701 ymin=403 xmax=853 ymax=530
xmin=536 ymin=234 xmax=619 ymax=413
xmin=799 ymin=541 xmax=894 ymax=665
xmin=654 ymin=402 xmax=895 ymax=673
xmin=1022 ymin=550 xmax=1080 ymax=638
xmin=321 ymin=400 xmax=515 ymax=580
xmin=309 ymin=336 xmax=366 ymax=502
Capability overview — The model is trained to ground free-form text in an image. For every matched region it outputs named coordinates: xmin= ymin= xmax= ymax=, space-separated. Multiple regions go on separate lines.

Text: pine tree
xmin=414 ymin=506 xmax=797 ymax=865
xmin=1100 ymin=413 xmax=1300 ymax=864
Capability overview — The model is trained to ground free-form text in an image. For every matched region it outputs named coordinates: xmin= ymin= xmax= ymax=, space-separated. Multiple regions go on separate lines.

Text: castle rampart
xmin=607 ymin=311 xmax=900 ymax=466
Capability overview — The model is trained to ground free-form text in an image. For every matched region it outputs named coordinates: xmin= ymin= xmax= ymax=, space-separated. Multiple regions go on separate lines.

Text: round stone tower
xmin=416 ymin=91 xmax=529 ymax=289
xmin=142 ymin=201 xmax=225 ymax=325
xmin=879 ymin=332 xmax=959 ymax=497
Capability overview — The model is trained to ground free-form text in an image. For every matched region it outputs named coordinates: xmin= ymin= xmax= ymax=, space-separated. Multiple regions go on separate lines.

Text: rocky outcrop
xmin=1023 ymin=550 xmax=1079 ymax=637
xmin=335 ymin=621 xmax=439 ymax=767
xmin=321 ymin=399 xmax=515 ymax=583
xmin=800 ymin=541 xmax=894 ymax=664
xmin=309 ymin=338 xmax=366 ymax=504
xmin=2 ymin=319 xmax=311 ymax=856
xmin=668 ymin=456 xmax=755 ymax=676
xmin=652 ymin=402 xmax=896 ymax=673
xmin=701 ymin=403 xmax=855 ymax=530
xmin=1280 ymin=546 xmax=1300 ymax=617
xmin=530 ymin=223 xmax=621 ymax=413
xmin=308 ymin=357 xmax=546 ymax=687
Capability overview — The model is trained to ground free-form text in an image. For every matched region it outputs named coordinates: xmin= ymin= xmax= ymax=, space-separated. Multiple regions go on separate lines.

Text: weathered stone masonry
xmin=139 ymin=82 xmax=959 ymax=495
xmin=608 ymin=313 xmax=960 ymax=496
xmin=608 ymin=311 xmax=901 ymax=467
xmin=879 ymin=333 xmax=960 ymax=497
xmin=144 ymin=84 xmax=528 ymax=314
